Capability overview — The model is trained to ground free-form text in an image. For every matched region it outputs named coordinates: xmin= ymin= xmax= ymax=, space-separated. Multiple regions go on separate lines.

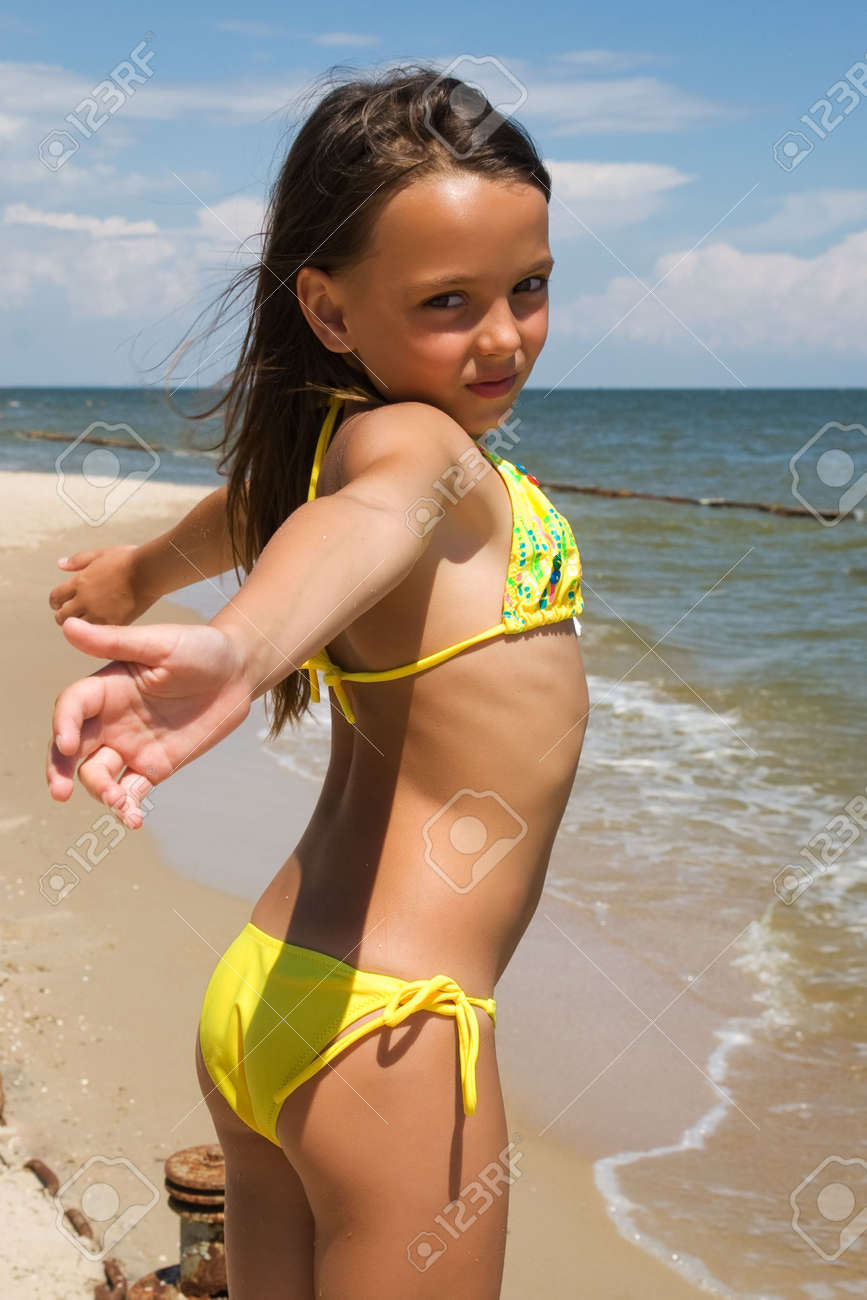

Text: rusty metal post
xmin=127 ymin=1144 xmax=226 ymax=1299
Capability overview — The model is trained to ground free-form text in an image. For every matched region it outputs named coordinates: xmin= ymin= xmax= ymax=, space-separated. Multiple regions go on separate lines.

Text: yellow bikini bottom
xmin=198 ymin=921 xmax=497 ymax=1147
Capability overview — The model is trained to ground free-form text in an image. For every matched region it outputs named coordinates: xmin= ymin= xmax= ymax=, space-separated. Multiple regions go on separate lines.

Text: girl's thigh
xmin=193 ymin=1030 xmax=316 ymax=1299
xmin=276 ymin=1009 xmax=511 ymax=1300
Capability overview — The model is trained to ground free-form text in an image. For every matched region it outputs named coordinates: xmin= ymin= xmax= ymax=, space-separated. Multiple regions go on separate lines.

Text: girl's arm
xmin=211 ymin=406 xmax=464 ymax=697
xmin=49 ymin=484 xmax=242 ymax=626
xmin=137 ymin=482 xmax=241 ymax=594
xmin=137 ymin=483 xmax=240 ymax=590
xmin=47 ymin=406 xmax=467 ymax=826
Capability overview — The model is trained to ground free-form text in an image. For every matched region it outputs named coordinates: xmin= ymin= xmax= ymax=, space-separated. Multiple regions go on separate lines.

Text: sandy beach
xmin=0 ymin=469 xmax=711 ymax=1297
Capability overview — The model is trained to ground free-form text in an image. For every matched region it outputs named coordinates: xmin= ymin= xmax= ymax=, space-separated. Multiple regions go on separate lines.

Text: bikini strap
xmin=307 ymin=394 xmax=345 ymax=503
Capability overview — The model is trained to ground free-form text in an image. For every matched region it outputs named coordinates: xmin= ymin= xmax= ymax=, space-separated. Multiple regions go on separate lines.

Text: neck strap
xmin=307 ymin=394 xmax=345 ymax=503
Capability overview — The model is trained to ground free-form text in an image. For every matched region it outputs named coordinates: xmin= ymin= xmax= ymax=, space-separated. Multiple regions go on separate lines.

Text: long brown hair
xmin=175 ymin=62 xmax=551 ymax=738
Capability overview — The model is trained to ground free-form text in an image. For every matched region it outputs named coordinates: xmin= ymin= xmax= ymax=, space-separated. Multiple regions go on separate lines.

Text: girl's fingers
xmin=48 ymin=677 xmax=107 ymax=795
xmin=61 ymin=617 xmax=173 ymax=668
xmin=53 ymin=601 xmax=78 ymax=626
xmin=52 ymin=674 xmax=104 ymax=753
xmin=46 ymin=731 xmax=155 ymax=828
xmin=58 ymin=550 xmax=98 ymax=570
xmin=78 ymin=746 xmax=144 ymax=822
xmin=97 ymin=763 xmax=153 ymax=829
xmin=46 ymin=724 xmax=106 ymax=799
xmin=78 ymin=744 xmax=125 ymax=801
xmin=115 ymin=769 xmax=155 ymax=827
xmin=46 ymin=736 xmax=73 ymax=801
xmin=49 ymin=579 xmax=75 ymax=610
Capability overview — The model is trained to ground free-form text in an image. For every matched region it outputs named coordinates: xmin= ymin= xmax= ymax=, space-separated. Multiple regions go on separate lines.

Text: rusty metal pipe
xmin=127 ymin=1145 xmax=226 ymax=1300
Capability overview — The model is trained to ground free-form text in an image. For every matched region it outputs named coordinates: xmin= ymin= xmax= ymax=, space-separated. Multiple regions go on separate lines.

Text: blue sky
xmin=1 ymin=0 xmax=865 ymax=387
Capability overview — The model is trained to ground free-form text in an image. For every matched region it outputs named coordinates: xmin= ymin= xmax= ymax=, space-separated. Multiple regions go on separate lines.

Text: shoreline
xmin=1 ymin=469 xmax=711 ymax=1296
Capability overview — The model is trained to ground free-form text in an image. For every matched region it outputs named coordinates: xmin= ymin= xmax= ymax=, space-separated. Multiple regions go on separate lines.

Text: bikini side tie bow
xmin=380 ymin=975 xmax=497 ymax=1115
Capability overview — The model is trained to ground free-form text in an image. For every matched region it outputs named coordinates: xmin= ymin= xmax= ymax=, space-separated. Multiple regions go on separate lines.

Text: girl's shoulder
xmin=324 ymin=399 xmax=472 ymax=496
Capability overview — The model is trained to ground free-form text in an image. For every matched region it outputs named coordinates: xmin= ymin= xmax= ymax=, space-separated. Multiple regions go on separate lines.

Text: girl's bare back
xmin=251 ymin=402 xmax=590 ymax=996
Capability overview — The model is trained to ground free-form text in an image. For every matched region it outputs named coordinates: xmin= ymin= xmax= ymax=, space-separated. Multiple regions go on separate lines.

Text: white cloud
xmin=0 ymin=247 xmax=67 ymax=298
xmin=0 ymin=60 xmax=307 ymax=124
xmin=426 ymin=55 xmax=734 ymax=133
xmin=193 ymin=195 xmax=267 ymax=258
xmin=733 ymin=190 xmax=867 ymax=246
xmin=0 ymin=57 xmax=733 ymax=134
xmin=0 ymin=60 xmax=143 ymax=118
xmin=554 ymin=49 xmax=666 ymax=73
xmin=552 ymin=230 xmax=867 ymax=355
xmin=0 ymin=111 xmax=26 ymax=139
xmin=211 ymin=19 xmax=380 ymax=44
xmin=439 ymin=56 xmax=735 ymax=134
xmin=214 ymin=20 xmax=287 ymax=37
xmin=529 ymin=75 xmax=735 ymax=133
xmin=3 ymin=203 xmax=158 ymax=236
xmin=0 ymin=191 xmax=268 ymax=323
xmin=62 ymin=236 xmax=202 ymax=319
xmin=0 ymin=229 xmax=198 ymax=318
xmin=313 ymin=32 xmax=381 ymax=47
xmin=546 ymin=160 xmax=694 ymax=231
xmin=3 ymin=156 xmax=218 ymax=195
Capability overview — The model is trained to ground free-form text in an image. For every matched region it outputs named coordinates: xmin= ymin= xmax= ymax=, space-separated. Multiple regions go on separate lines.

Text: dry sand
xmin=0 ymin=470 xmax=710 ymax=1297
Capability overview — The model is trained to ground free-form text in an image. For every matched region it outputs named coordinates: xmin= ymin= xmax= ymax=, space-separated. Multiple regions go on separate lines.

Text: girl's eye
xmin=423 ymin=276 xmax=549 ymax=309
xmin=425 ymin=292 xmax=464 ymax=310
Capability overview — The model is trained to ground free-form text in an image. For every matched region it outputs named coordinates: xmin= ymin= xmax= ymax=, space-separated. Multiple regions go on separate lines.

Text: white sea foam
xmin=594 ymin=1013 xmax=772 ymax=1300
xmin=259 ymin=694 xmax=333 ymax=785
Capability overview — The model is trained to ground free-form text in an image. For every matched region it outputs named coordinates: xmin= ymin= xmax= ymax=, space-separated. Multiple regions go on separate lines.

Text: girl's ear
xmin=295 ymin=265 xmax=355 ymax=357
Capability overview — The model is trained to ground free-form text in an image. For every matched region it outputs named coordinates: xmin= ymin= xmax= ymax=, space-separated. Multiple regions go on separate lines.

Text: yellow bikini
xmin=198 ymin=394 xmax=584 ymax=1146
xmin=199 ymin=922 xmax=497 ymax=1146
xmin=302 ymin=392 xmax=584 ymax=724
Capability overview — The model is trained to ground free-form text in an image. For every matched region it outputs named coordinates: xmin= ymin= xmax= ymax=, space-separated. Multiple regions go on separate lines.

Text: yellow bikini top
xmin=302 ymin=394 xmax=584 ymax=723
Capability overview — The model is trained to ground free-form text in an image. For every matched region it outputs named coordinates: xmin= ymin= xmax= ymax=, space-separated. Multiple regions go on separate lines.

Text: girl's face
xmin=299 ymin=172 xmax=553 ymax=438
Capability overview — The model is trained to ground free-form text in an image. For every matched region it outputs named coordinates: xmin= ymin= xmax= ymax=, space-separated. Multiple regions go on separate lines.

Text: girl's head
xmin=183 ymin=62 xmax=552 ymax=734
xmin=295 ymin=165 xmax=552 ymax=441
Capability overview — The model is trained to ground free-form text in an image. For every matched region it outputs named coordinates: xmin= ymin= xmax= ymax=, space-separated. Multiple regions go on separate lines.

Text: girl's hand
xmin=46 ymin=616 xmax=251 ymax=829
xmin=49 ymin=546 xmax=155 ymax=626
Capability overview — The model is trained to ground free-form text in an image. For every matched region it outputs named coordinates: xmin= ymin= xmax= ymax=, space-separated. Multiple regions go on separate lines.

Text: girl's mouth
xmin=466 ymin=374 xmax=516 ymax=398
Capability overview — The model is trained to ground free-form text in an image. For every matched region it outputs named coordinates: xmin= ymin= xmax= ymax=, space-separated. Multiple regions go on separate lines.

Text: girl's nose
xmin=475 ymin=301 xmax=522 ymax=355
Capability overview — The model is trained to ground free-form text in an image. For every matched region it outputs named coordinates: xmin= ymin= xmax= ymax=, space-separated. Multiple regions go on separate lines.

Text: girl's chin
xmin=466 ymin=401 xmax=516 ymax=431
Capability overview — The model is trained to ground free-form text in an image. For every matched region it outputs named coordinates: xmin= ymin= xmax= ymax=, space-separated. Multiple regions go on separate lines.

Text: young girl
xmin=46 ymin=65 xmax=589 ymax=1299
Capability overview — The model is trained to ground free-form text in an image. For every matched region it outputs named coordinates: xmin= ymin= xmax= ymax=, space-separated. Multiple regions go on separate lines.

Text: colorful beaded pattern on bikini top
xmin=478 ymin=441 xmax=584 ymax=632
